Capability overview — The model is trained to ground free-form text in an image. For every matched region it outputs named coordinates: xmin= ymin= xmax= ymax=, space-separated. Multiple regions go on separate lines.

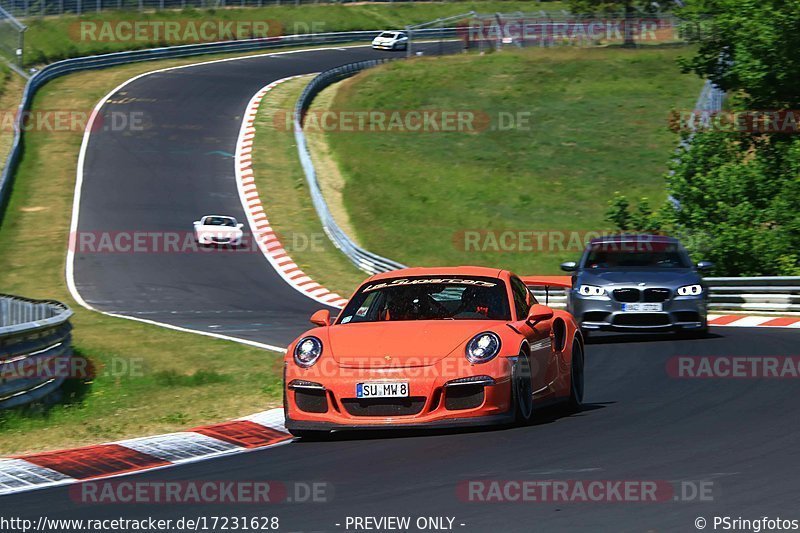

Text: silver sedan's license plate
xmin=356 ymin=382 xmax=409 ymax=398
xmin=622 ymin=303 xmax=663 ymax=312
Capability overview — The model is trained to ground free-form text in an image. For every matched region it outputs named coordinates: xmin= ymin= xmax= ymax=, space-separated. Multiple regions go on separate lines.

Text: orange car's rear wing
xmin=520 ymin=276 xmax=573 ymax=290
xmin=520 ymin=276 xmax=573 ymax=307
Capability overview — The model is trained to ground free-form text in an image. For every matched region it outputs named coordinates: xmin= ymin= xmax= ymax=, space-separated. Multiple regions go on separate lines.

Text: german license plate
xmin=622 ymin=303 xmax=663 ymax=312
xmin=356 ymin=382 xmax=409 ymax=398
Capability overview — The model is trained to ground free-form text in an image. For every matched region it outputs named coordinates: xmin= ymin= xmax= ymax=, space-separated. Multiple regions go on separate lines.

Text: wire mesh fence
xmin=0 ymin=5 xmax=24 ymax=65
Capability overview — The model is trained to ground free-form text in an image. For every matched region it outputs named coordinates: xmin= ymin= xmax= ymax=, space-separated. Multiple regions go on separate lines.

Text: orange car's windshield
xmin=337 ymin=276 xmax=511 ymax=324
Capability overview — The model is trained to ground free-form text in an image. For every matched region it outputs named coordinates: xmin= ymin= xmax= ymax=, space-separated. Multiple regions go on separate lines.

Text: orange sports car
xmin=283 ymin=266 xmax=585 ymax=438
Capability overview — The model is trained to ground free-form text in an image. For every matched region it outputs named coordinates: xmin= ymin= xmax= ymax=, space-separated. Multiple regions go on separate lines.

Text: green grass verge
xmin=22 ymin=1 xmax=565 ymax=65
xmin=251 ymin=75 xmax=365 ymax=298
xmin=0 ymin=50 xmax=313 ymax=455
xmin=322 ymin=46 xmax=704 ymax=275
xmin=0 ymin=66 xmax=24 ymax=172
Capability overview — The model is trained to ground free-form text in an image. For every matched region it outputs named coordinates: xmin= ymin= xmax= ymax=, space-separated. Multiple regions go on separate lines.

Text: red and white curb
xmin=708 ymin=314 xmax=800 ymax=328
xmin=0 ymin=409 xmax=290 ymax=496
xmin=235 ymin=76 xmax=349 ymax=309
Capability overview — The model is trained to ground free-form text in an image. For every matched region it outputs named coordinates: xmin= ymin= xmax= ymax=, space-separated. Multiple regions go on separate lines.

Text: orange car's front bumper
xmin=284 ymin=356 xmax=514 ymax=432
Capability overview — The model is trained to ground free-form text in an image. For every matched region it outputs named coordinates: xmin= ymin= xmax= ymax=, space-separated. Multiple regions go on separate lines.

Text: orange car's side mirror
xmin=526 ymin=304 xmax=554 ymax=325
xmin=310 ymin=309 xmax=331 ymax=327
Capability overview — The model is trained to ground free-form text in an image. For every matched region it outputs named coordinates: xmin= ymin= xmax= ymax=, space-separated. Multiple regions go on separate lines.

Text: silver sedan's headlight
xmin=465 ymin=332 xmax=501 ymax=364
xmin=578 ymin=285 xmax=606 ymax=297
xmin=294 ymin=336 xmax=323 ymax=368
xmin=677 ymin=284 xmax=703 ymax=296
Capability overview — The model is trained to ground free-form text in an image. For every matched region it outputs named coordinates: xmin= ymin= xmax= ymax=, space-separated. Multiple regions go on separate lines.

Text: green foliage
xmin=606 ymin=193 xmax=632 ymax=230
xmin=608 ymin=133 xmax=800 ymax=276
xmin=645 ymin=0 xmax=800 ymax=276
xmin=664 ymin=133 xmax=800 ymax=276
xmin=678 ymin=0 xmax=800 ymax=110
xmin=605 ymin=194 xmax=662 ymax=234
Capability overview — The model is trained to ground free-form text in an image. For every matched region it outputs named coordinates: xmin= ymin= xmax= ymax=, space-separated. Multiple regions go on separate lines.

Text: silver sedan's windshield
xmin=583 ymin=242 xmax=691 ymax=269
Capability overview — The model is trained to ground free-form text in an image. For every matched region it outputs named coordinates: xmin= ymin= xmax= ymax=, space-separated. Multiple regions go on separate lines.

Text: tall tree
xmin=679 ymin=0 xmax=800 ymax=109
xmin=605 ymin=0 xmax=800 ymax=275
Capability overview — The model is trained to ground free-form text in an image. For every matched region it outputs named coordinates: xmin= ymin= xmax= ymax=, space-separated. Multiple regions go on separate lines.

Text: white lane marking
xmin=66 ymin=43 xmax=376 ymax=351
xmin=709 ymin=314 xmax=800 ymax=328
xmin=0 ymin=459 xmax=74 ymax=495
xmin=117 ymin=432 xmax=240 ymax=463
xmin=240 ymin=407 xmax=287 ymax=433
xmin=0 ymin=409 xmax=291 ymax=497
xmin=233 ymin=76 xmax=348 ymax=309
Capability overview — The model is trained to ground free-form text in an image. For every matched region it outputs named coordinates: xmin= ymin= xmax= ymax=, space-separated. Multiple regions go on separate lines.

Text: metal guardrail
xmin=0 ymin=294 xmax=73 ymax=409
xmin=293 ymin=58 xmax=410 ymax=275
xmin=706 ymin=277 xmax=800 ymax=314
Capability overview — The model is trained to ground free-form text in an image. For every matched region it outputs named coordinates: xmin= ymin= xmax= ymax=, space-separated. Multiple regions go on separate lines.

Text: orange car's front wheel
xmin=513 ymin=352 xmax=533 ymax=424
xmin=567 ymin=339 xmax=585 ymax=412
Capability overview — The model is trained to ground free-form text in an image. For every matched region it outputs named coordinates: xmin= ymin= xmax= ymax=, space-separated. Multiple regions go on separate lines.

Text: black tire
xmin=513 ymin=351 xmax=534 ymax=424
xmin=567 ymin=339 xmax=585 ymax=412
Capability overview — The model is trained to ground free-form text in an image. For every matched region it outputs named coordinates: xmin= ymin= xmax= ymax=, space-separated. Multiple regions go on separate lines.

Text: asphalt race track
xmin=72 ymin=43 xmax=457 ymax=348
xmin=5 ymin=328 xmax=800 ymax=531
xmin=11 ymin=43 xmax=800 ymax=531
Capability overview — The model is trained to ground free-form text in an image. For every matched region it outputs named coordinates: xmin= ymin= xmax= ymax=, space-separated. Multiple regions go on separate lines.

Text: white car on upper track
xmin=193 ymin=215 xmax=244 ymax=246
xmin=372 ymin=31 xmax=408 ymax=51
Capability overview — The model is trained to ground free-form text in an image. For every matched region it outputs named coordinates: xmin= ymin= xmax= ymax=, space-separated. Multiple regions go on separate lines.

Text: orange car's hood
xmin=327 ymin=321 xmax=497 ymax=368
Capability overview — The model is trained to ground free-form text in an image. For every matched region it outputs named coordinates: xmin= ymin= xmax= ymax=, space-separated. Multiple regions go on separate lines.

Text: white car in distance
xmin=193 ymin=215 xmax=244 ymax=246
xmin=372 ymin=31 xmax=408 ymax=51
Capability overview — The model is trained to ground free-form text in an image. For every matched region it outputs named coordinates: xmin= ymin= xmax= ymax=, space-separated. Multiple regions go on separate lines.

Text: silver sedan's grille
xmin=644 ymin=288 xmax=672 ymax=302
xmin=613 ymin=288 xmax=640 ymax=302
xmin=613 ymin=288 xmax=672 ymax=303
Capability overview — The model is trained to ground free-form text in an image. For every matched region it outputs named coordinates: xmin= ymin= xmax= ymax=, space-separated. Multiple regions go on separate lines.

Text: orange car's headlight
xmin=294 ymin=336 xmax=323 ymax=368
xmin=465 ymin=332 xmax=501 ymax=364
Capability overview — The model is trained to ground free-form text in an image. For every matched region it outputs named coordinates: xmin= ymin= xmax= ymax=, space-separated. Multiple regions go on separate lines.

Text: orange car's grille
xmin=341 ymin=397 xmax=426 ymax=417
xmin=295 ymin=389 xmax=328 ymax=413
xmin=444 ymin=384 xmax=485 ymax=410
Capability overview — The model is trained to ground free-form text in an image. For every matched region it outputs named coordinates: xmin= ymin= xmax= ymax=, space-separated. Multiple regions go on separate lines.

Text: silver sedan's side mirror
xmin=237 ymin=223 xmax=244 ymax=229
xmin=696 ymin=261 xmax=714 ymax=272
xmin=560 ymin=261 xmax=578 ymax=272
